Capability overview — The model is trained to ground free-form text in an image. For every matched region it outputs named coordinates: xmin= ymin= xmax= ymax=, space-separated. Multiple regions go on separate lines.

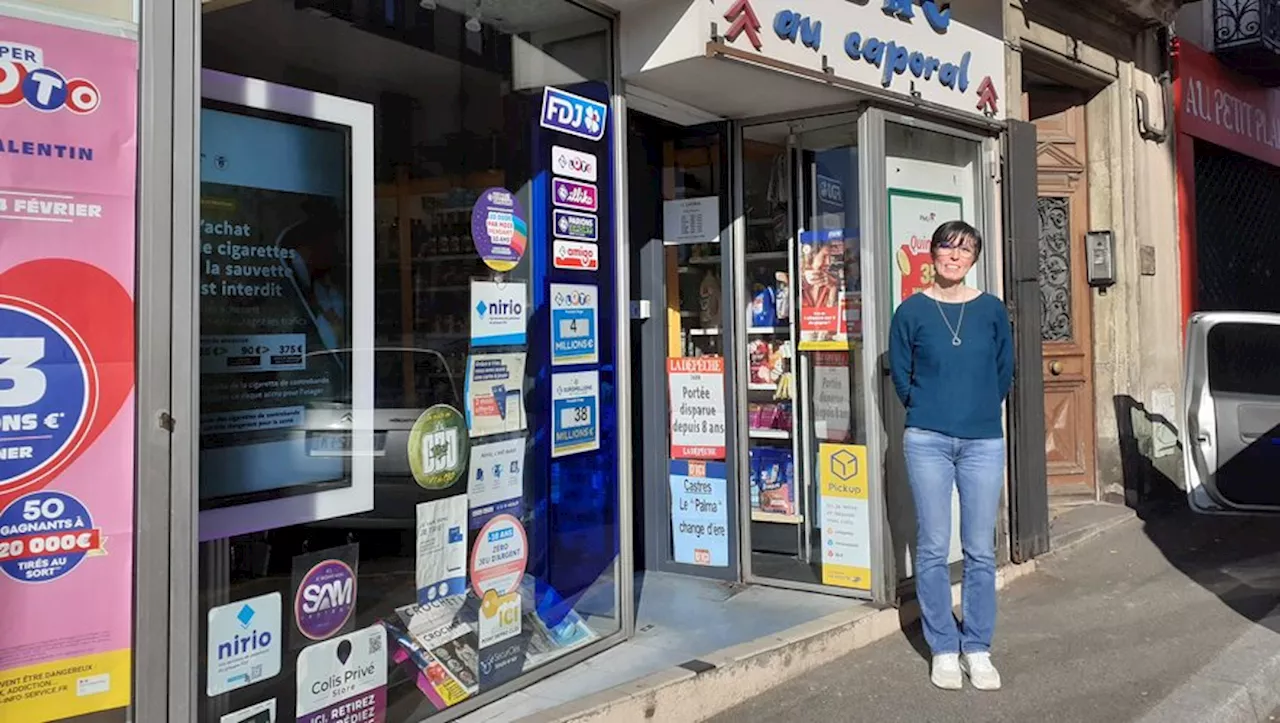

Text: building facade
xmin=1004 ymin=0 xmax=1185 ymax=509
xmin=0 ymin=0 xmax=1199 ymax=722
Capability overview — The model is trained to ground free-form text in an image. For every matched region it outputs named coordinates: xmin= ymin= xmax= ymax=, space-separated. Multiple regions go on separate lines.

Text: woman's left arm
xmin=994 ymin=300 xmax=1015 ymax=400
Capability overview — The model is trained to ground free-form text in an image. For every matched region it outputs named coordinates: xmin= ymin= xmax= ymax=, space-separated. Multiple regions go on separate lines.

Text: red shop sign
xmin=1177 ymin=41 xmax=1280 ymax=167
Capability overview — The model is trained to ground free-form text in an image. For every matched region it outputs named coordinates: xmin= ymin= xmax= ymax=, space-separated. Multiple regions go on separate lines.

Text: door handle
xmin=1196 ymin=432 xmax=1211 ymax=445
xmin=1049 ymin=360 xmax=1063 ymax=376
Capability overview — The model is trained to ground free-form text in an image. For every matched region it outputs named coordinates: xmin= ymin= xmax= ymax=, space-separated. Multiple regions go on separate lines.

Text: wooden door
xmin=1033 ymin=103 xmax=1097 ymax=496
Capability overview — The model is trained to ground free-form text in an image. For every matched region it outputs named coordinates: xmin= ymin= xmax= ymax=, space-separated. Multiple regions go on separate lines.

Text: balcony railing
xmin=1215 ymin=0 xmax=1280 ymax=85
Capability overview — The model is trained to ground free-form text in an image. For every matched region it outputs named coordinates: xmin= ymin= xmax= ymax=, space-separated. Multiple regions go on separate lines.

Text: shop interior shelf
xmin=681 ymin=251 xmax=787 ymax=268
xmin=747 ymin=326 xmax=790 ymax=335
xmin=751 ymin=510 xmax=804 ymax=524
xmin=748 ymin=428 xmax=791 ymax=440
xmin=747 ymin=383 xmax=778 ymax=391
xmin=687 ymin=328 xmax=722 ymax=337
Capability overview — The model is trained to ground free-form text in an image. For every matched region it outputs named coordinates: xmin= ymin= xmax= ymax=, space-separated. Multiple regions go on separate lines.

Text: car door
xmin=1183 ymin=311 xmax=1280 ymax=514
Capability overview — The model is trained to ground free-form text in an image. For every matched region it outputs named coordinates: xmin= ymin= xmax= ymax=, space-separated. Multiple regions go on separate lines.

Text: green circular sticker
xmin=408 ymin=404 xmax=469 ymax=490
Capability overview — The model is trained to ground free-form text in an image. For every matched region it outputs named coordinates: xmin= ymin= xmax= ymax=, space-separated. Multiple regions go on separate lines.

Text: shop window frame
xmin=139 ymin=0 xmax=634 ymax=720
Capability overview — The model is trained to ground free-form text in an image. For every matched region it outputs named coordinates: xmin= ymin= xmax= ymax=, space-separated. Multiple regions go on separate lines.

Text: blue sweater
xmin=889 ymin=292 xmax=1014 ymax=440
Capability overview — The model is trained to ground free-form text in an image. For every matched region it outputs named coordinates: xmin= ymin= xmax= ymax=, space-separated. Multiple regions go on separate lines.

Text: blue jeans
xmin=903 ymin=427 xmax=1005 ymax=656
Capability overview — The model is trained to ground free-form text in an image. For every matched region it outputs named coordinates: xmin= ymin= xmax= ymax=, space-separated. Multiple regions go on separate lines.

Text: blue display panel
xmin=524 ymin=82 xmax=619 ymax=628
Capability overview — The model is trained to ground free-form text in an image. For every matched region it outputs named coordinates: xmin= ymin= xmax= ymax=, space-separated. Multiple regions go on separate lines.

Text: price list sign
xmin=200 ymin=333 xmax=308 ymax=373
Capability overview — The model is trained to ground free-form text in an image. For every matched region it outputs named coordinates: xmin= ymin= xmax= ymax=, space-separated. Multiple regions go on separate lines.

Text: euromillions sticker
xmin=0 ymin=490 xmax=104 ymax=583
xmin=470 ymin=514 xmax=528 ymax=597
xmin=540 ymin=86 xmax=608 ymax=142
xmin=553 ymin=209 xmax=599 ymax=243
xmin=407 ymin=404 xmax=469 ymax=490
xmin=550 ymin=283 xmax=598 ymax=366
xmin=471 ymin=188 xmax=528 ymax=272
xmin=551 ymin=370 xmax=600 ymax=458
xmin=0 ymin=297 xmax=97 ymax=497
xmin=553 ymin=240 xmax=599 ymax=271
xmin=295 ymin=625 xmax=387 ymax=723
xmin=552 ymin=178 xmax=598 ymax=212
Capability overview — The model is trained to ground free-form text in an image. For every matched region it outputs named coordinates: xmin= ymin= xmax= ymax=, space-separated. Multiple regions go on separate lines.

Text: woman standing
xmin=889 ymin=220 xmax=1014 ymax=691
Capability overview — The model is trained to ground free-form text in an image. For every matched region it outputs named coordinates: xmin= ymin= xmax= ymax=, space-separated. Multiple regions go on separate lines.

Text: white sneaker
xmin=930 ymin=653 xmax=962 ymax=690
xmin=961 ymin=652 xmax=1002 ymax=691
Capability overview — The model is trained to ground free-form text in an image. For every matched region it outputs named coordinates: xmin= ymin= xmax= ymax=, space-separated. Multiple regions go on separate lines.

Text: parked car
xmin=303 ymin=345 xmax=467 ymax=531
xmin=1182 ymin=311 xmax=1280 ymax=514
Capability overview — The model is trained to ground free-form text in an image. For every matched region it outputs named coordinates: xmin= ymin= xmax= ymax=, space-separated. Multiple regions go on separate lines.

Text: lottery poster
xmin=0 ymin=16 xmax=139 ymax=722
xmin=887 ymin=189 xmax=964 ymax=311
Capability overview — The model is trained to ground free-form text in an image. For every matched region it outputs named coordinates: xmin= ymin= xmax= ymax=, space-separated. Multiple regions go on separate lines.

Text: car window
xmin=1207 ymin=322 xmax=1280 ymax=396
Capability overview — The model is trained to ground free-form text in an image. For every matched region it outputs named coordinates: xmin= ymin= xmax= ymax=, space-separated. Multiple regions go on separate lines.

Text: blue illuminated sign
xmin=540 ymin=87 xmax=608 ymax=142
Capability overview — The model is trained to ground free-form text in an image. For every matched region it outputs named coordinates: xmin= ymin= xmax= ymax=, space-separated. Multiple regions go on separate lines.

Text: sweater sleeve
xmin=889 ymin=304 xmax=913 ymax=405
xmin=994 ymin=300 xmax=1014 ymax=401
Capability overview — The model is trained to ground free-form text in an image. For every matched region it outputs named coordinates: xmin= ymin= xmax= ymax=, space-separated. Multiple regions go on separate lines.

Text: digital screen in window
xmin=197 ymin=101 xmax=355 ymax=510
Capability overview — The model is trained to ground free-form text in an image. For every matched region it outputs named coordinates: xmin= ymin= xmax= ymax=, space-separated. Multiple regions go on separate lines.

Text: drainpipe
xmin=1136 ymin=24 xmax=1173 ymax=143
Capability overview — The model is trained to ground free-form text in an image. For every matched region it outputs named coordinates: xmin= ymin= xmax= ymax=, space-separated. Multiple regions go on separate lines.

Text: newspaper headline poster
xmin=0 ymin=15 xmax=139 ymax=722
xmin=887 ymin=189 xmax=964 ymax=311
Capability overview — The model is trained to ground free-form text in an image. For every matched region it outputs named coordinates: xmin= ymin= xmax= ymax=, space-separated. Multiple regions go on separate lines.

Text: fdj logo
xmin=296 ymin=559 xmax=356 ymax=640
xmin=0 ymin=42 xmax=101 ymax=113
xmin=0 ymin=299 xmax=95 ymax=495
xmin=540 ymin=87 xmax=608 ymax=142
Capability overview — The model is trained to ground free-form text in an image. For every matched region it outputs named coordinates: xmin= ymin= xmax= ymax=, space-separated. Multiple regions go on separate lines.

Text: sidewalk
xmin=708 ymin=507 xmax=1280 ymax=723
xmin=480 ymin=503 xmax=1209 ymax=723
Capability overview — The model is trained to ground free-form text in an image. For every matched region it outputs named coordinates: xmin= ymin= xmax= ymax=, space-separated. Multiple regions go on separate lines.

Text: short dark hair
xmin=930 ymin=220 xmax=983 ymax=259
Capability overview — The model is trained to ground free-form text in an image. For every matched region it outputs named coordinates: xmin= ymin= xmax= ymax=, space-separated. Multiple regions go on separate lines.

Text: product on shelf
xmin=747 ymin=340 xmax=789 ymax=386
xmin=699 ymin=270 xmax=722 ymax=328
xmin=748 ymin=401 xmax=792 ymax=432
xmin=774 ymin=271 xmax=791 ymax=322
xmin=749 ymin=447 xmax=796 ymax=516
xmin=749 ymin=278 xmax=777 ymax=328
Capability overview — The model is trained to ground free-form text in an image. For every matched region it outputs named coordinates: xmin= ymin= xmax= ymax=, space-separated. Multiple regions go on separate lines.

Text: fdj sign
xmin=0 ymin=299 xmax=95 ymax=496
xmin=0 ymin=42 xmax=101 ymax=113
xmin=540 ymin=86 xmax=608 ymax=142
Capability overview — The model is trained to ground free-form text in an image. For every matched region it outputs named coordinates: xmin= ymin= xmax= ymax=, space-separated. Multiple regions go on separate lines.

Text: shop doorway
xmin=626 ymin=110 xmax=740 ymax=578
xmin=1029 ymin=97 xmax=1098 ymax=496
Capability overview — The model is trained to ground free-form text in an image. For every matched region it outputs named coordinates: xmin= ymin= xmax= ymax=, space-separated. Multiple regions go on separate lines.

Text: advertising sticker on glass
xmin=465 ymin=353 xmax=527 ymax=438
xmin=290 ymin=543 xmax=360 ymax=647
xmin=667 ymin=357 xmax=727 ymax=460
xmin=0 ymin=16 xmax=138 ymax=722
xmin=888 ymin=189 xmax=964 ymax=311
xmin=798 ymin=229 xmax=858 ymax=351
xmin=551 ymin=370 xmax=600 ymax=458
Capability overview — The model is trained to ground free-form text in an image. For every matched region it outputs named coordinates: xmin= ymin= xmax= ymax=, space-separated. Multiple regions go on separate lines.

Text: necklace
xmin=934 ymin=295 xmax=966 ymax=347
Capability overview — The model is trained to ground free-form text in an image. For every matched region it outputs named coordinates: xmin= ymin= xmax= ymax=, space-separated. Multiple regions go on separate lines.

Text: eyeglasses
xmin=938 ymin=243 xmax=977 ymax=258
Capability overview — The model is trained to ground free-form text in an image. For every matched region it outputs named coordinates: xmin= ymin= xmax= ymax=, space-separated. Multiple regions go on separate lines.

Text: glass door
xmin=741 ymin=115 xmax=875 ymax=597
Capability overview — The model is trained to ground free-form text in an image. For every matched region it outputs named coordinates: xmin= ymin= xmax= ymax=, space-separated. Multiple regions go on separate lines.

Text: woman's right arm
xmin=889 ymin=306 xmax=913 ymax=405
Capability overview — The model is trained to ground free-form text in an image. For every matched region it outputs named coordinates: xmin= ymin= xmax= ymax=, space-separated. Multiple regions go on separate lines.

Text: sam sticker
xmin=0 ymin=490 xmax=104 ymax=583
xmin=0 ymin=297 xmax=98 ymax=497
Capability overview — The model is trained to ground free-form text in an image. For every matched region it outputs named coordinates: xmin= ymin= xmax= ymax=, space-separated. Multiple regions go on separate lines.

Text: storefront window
xmin=195 ymin=2 xmax=617 ymax=721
